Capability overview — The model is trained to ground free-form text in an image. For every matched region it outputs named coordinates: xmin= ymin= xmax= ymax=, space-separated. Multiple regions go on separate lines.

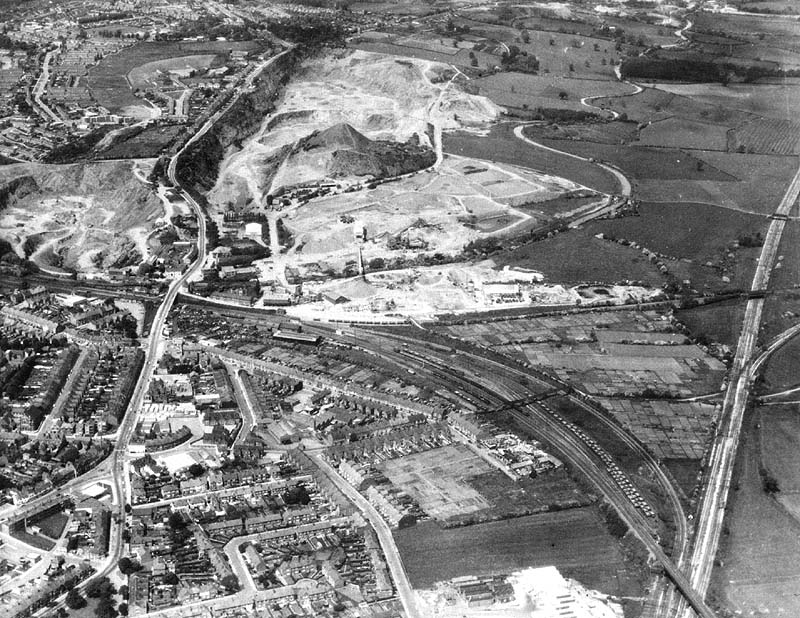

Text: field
xmin=95 ymin=124 xmax=185 ymax=159
xmin=523 ymin=135 xmax=737 ymax=182
xmin=380 ymin=445 xmax=494 ymax=520
xmin=472 ymin=74 xmax=631 ymax=114
xmin=675 ymin=299 xmax=749 ymax=348
xmin=730 ymin=118 xmax=800 ymax=155
xmin=594 ymin=86 xmax=753 ymax=127
xmin=394 ymin=507 xmax=645 ymax=596
xmin=636 ymin=151 xmax=798 ymax=216
xmin=127 ymin=54 xmax=217 ymax=89
xmin=35 ymin=511 xmax=69 ymax=540
xmin=526 ymin=121 xmax=638 ymax=146
xmin=439 ymin=310 xmax=726 ymax=398
xmin=492 ymin=226 xmax=667 ymax=286
xmin=638 ymin=118 xmax=730 ymax=151
xmin=589 ymin=202 xmax=766 ymax=261
xmin=587 ymin=201 xmax=764 ymax=292
xmin=654 ymin=83 xmax=800 ymax=123
xmin=599 ymin=399 xmax=720 ymax=460
xmin=87 ymin=40 xmax=258 ymax=115
xmin=761 ymin=334 xmax=800 ymax=392
xmin=710 ymin=404 xmax=800 ymax=616
xmin=443 ymin=123 xmax=620 ymax=194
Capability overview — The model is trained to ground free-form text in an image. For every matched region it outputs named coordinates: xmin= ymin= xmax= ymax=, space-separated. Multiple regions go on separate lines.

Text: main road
xmin=680 ymin=160 xmax=800 ymax=615
xmin=311 ymin=454 xmax=421 ymax=618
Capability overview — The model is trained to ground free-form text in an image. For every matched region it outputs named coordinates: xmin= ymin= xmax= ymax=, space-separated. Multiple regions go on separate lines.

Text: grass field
xmin=635 ymin=151 xmax=798 ymax=215
xmin=761 ymin=334 xmax=800 ymax=392
xmin=36 ymin=511 xmax=69 ymax=540
xmin=654 ymin=83 xmax=800 ymax=123
xmin=587 ymin=202 xmax=768 ymax=262
xmin=10 ymin=526 xmax=55 ymax=551
xmin=595 ymin=86 xmax=753 ymax=127
xmin=675 ymin=299 xmax=748 ymax=348
xmin=473 ymin=74 xmax=630 ymax=113
xmin=394 ymin=507 xmax=644 ymax=596
xmin=494 ymin=226 xmax=665 ymax=285
xmin=526 ymin=121 xmax=638 ymax=145
xmin=710 ymin=404 xmax=800 ymax=616
xmin=525 ymin=136 xmax=737 ymax=182
xmin=443 ymin=123 xmax=620 ymax=194
xmin=638 ymin=118 xmax=730 ymax=151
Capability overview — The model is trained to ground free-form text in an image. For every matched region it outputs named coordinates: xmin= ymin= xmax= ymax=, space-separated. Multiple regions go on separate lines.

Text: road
xmin=311 ymin=454 xmax=421 ymax=618
xmin=512 ymin=124 xmax=632 ymax=197
xmin=32 ymin=49 xmax=61 ymax=124
xmin=319 ymin=323 xmax=713 ymax=616
xmin=227 ymin=365 xmax=258 ymax=446
xmin=33 ymin=347 xmax=90 ymax=439
xmin=680 ymin=159 xmax=800 ymax=615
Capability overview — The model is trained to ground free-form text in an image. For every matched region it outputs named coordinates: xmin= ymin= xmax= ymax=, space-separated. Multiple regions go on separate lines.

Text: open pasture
xmin=473 ymin=73 xmax=631 ymax=113
xmin=638 ymin=118 xmax=730 ymax=151
xmin=596 ymin=86 xmax=752 ymax=126
xmin=587 ymin=201 xmax=768 ymax=262
xmin=493 ymin=226 xmax=666 ymax=285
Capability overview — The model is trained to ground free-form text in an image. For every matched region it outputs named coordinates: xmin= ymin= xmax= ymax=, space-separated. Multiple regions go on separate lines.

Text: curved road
xmin=512 ymin=124 xmax=632 ymax=197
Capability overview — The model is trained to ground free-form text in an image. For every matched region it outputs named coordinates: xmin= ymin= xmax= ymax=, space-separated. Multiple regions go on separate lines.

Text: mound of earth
xmin=0 ymin=161 xmax=163 ymax=272
xmin=271 ymin=122 xmax=436 ymax=190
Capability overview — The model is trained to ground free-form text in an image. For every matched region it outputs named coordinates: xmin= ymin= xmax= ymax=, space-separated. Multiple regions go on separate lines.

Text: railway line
xmin=311 ymin=322 xmax=715 ymax=616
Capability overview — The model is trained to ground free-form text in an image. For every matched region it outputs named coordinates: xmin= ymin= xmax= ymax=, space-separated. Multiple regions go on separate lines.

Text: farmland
xmin=394 ymin=507 xmax=645 ymax=596
xmin=438 ymin=310 xmax=726 ymax=398
xmin=709 ymin=404 xmax=800 ymax=617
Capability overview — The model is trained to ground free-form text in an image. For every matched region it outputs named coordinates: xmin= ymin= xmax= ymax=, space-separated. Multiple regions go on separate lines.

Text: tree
xmin=558 ymin=91 xmax=569 ymax=100
xmin=221 ymin=574 xmax=240 ymax=591
xmin=167 ymin=512 xmax=186 ymax=530
xmin=568 ymin=63 xmax=575 ymax=72
xmin=66 ymin=588 xmax=87 ymax=610
xmin=95 ymin=597 xmax=118 ymax=618
xmin=118 ymin=603 xmax=129 ymax=617
xmin=188 ymin=463 xmax=205 ymax=477
xmin=119 ymin=585 xmax=129 ymax=600
xmin=118 ymin=557 xmax=141 ymax=575
xmin=163 ymin=572 xmax=179 ymax=586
